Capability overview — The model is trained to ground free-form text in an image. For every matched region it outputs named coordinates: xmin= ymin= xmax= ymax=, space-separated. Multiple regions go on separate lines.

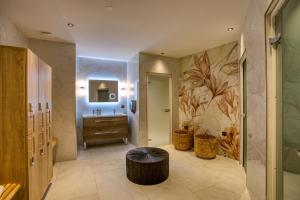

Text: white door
xmin=147 ymin=75 xmax=171 ymax=147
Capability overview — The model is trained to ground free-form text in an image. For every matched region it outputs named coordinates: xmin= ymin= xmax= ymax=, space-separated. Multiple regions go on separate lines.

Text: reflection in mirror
xmin=89 ymin=80 xmax=118 ymax=102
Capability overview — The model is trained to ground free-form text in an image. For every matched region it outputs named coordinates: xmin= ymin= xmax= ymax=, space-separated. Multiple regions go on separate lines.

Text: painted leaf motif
xmin=217 ymin=98 xmax=231 ymax=120
xmin=224 ymin=88 xmax=235 ymax=108
xmin=206 ymin=75 xmax=229 ymax=98
xmin=220 ymin=60 xmax=239 ymax=75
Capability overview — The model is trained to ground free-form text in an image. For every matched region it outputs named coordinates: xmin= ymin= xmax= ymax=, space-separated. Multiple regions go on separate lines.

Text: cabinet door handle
xmin=38 ymin=103 xmax=42 ymax=111
xmin=40 ymin=148 xmax=44 ymax=156
xmin=48 ymin=110 xmax=51 ymax=124
xmin=30 ymin=156 xmax=35 ymax=166
xmin=32 ymin=114 xmax=35 ymax=132
xmin=42 ymin=112 xmax=44 ymax=127
xmin=29 ymin=103 xmax=34 ymax=113
xmin=33 ymin=136 xmax=35 ymax=154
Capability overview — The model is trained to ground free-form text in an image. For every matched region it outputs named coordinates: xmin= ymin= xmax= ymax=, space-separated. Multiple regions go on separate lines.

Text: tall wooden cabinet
xmin=0 ymin=45 xmax=53 ymax=200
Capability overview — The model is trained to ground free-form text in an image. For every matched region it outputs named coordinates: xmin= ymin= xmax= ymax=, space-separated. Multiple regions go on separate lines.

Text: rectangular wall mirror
xmin=89 ymin=80 xmax=118 ymax=102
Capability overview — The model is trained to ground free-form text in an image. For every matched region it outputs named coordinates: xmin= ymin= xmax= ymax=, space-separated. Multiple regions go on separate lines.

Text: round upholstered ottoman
xmin=126 ymin=147 xmax=169 ymax=185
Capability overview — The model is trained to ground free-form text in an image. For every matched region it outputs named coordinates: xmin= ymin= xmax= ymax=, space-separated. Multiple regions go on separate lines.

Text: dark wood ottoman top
xmin=126 ymin=147 xmax=169 ymax=185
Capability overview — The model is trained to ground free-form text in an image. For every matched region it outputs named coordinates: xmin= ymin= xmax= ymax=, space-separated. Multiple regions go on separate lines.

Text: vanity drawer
xmin=82 ymin=115 xmax=129 ymax=147
xmin=83 ymin=116 xmax=128 ymax=128
xmin=83 ymin=127 xmax=128 ymax=137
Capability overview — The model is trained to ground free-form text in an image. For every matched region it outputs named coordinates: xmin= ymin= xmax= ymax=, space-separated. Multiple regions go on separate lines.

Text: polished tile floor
xmin=45 ymin=143 xmax=250 ymax=200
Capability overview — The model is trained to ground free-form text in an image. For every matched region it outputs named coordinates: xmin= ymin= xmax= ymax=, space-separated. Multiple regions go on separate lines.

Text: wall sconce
xmin=77 ymin=80 xmax=86 ymax=96
xmin=120 ymin=82 xmax=127 ymax=97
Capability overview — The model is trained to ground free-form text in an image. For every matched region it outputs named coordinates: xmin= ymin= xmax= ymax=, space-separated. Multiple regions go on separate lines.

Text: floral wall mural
xmin=179 ymin=42 xmax=240 ymax=160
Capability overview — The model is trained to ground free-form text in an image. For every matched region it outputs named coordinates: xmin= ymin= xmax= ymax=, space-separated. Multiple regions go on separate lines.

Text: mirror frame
xmin=87 ymin=79 xmax=120 ymax=104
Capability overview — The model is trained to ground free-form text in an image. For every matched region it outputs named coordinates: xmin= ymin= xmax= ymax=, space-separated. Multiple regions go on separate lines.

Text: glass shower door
xmin=276 ymin=0 xmax=300 ymax=199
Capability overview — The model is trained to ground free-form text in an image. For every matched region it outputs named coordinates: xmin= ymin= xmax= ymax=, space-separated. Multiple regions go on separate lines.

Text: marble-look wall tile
xmin=139 ymin=53 xmax=180 ymax=146
xmin=127 ymin=55 xmax=140 ymax=146
xmin=29 ymin=39 xmax=77 ymax=162
xmin=0 ymin=14 xmax=28 ymax=47
xmin=241 ymin=0 xmax=271 ymax=199
xmin=76 ymin=57 xmax=127 ymax=145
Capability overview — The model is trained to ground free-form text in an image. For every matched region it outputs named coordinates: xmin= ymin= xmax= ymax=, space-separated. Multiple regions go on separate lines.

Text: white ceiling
xmin=0 ymin=0 xmax=249 ymax=60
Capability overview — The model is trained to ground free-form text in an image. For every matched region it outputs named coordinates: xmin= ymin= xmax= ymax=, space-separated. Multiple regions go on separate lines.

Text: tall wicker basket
xmin=194 ymin=134 xmax=218 ymax=159
xmin=172 ymin=130 xmax=193 ymax=151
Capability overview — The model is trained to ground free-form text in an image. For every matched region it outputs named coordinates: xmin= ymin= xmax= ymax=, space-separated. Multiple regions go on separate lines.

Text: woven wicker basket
xmin=172 ymin=130 xmax=193 ymax=151
xmin=194 ymin=134 xmax=218 ymax=159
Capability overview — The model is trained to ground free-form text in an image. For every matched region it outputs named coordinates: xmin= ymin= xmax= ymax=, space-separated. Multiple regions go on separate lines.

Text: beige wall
xmin=127 ymin=54 xmax=140 ymax=146
xmin=241 ymin=0 xmax=271 ymax=199
xmin=29 ymin=39 xmax=77 ymax=162
xmin=139 ymin=53 xmax=180 ymax=146
xmin=0 ymin=14 xmax=28 ymax=47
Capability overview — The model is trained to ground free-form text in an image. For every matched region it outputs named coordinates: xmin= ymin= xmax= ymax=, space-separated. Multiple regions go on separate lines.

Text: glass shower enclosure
xmin=276 ymin=0 xmax=300 ymax=199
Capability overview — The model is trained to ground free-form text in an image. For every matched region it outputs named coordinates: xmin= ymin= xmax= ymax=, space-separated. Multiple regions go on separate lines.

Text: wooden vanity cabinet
xmin=0 ymin=45 xmax=53 ymax=200
xmin=82 ymin=115 xmax=129 ymax=148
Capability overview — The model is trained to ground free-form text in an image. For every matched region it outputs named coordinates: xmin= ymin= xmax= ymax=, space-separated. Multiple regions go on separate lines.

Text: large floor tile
xmin=46 ymin=143 xmax=250 ymax=200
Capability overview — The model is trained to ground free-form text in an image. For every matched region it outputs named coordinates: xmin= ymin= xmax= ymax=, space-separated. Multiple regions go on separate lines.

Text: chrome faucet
xmin=95 ymin=108 xmax=102 ymax=115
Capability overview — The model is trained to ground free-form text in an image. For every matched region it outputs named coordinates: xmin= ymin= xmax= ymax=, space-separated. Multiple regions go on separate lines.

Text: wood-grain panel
xmin=0 ymin=45 xmax=53 ymax=200
xmin=0 ymin=46 xmax=27 ymax=199
xmin=27 ymin=49 xmax=40 ymax=200
xmin=37 ymin=58 xmax=49 ymax=196
xmin=83 ymin=116 xmax=127 ymax=127
xmin=83 ymin=127 xmax=128 ymax=136
xmin=82 ymin=115 xmax=129 ymax=147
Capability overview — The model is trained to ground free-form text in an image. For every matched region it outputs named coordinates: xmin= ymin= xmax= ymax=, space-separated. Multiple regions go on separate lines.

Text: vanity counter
xmin=82 ymin=114 xmax=128 ymax=149
xmin=82 ymin=113 xmax=127 ymax=118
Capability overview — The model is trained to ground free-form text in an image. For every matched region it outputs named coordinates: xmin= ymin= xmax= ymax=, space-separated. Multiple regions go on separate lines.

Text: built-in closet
xmin=0 ymin=45 xmax=53 ymax=200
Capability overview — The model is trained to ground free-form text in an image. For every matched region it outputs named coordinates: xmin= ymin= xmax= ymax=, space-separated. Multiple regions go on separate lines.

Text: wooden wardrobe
xmin=0 ymin=45 xmax=53 ymax=200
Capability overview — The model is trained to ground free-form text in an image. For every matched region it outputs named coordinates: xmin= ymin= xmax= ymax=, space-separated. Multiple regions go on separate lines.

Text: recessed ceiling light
xmin=227 ymin=27 xmax=234 ymax=32
xmin=67 ymin=23 xmax=74 ymax=28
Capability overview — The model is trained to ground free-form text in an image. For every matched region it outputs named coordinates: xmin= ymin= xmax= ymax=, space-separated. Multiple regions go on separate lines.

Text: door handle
xmin=163 ymin=108 xmax=170 ymax=112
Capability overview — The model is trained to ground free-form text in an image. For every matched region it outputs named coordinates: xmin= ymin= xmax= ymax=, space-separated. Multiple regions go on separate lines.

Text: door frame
xmin=146 ymin=72 xmax=173 ymax=146
xmin=265 ymin=0 xmax=287 ymax=199
xmin=239 ymin=50 xmax=247 ymax=167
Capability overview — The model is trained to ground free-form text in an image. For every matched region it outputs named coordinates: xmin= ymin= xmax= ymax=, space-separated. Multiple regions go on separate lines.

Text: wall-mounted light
xmin=77 ymin=80 xmax=86 ymax=96
xmin=120 ymin=82 xmax=127 ymax=97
